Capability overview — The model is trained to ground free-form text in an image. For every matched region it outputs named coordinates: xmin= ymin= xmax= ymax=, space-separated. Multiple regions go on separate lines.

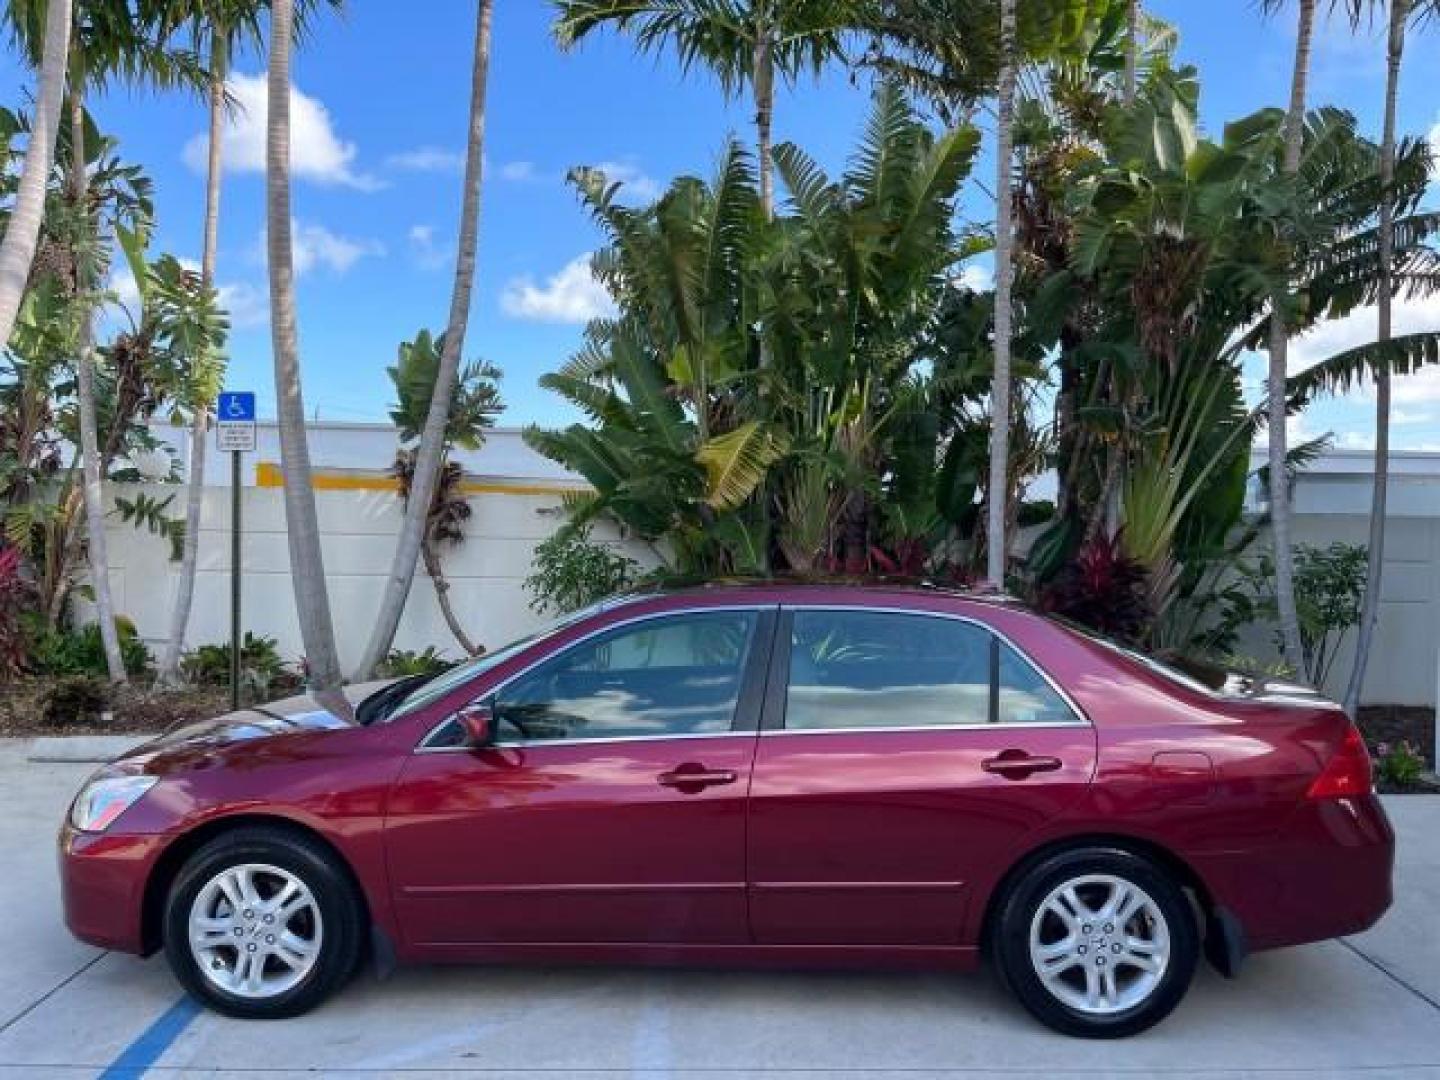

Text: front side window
xmin=490 ymin=611 xmax=759 ymax=742
xmin=784 ymin=610 xmax=1078 ymax=730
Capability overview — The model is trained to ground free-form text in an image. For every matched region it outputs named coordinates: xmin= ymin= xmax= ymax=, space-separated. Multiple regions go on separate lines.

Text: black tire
xmin=163 ymin=826 xmax=363 ymax=1019
xmin=990 ymin=847 xmax=1199 ymax=1038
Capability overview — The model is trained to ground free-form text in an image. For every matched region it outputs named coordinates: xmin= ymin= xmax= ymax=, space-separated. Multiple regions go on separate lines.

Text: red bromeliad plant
xmin=0 ymin=543 xmax=33 ymax=677
xmin=1038 ymin=529 xmax=1152 ymax=644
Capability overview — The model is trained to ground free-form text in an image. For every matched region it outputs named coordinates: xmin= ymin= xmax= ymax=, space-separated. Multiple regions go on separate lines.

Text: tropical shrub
xmin=0 ymin=544 xmax=31 ymax=677
xmin=525 ymin=525 xmax=643 ymax=615
xmin=378 ymin=647 xmax=455 ymax=678
xmin=28 ymin=617 xmax=151 ymax=678
xmin=181 ymin=633 xmax=289 ymax=696
xmin=1037 ymin=531 xmax=1152 ymax=645
xmin=40 ymin=675 xmax=110 ymax=728
xmin=1240 ymin=543 xmax=1367 ymax=686
xmin=1374 ymin=741 xmax=1425 ymax=788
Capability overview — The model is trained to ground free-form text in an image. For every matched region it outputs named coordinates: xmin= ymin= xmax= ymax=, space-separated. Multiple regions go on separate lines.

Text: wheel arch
xmin=977 ymin=831 xmax=1216 ymax=957
xmin=141 ymin=812 xmax=371 ymax=956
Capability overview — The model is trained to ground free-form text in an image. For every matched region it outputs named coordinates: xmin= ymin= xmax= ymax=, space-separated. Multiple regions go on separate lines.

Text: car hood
xmin=116 ymin=681 xmax=397 ymax=770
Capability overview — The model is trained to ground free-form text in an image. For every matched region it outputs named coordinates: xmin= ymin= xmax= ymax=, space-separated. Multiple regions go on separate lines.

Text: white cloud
xmin=499 ymin=160 xmax=538 ymax=182
xmin=500 ymin=254 xmax=614 ymax=324
xmin=251 ymin=221 xmax=384 ymax=276
xmin=183 ymin=73 xmax=382 ymax=191
xmin=955 ymin=263 xmax=994 ymax=291
xmin=407 ymin=224 xmax=450 ymax=270
xmin=386 ymin=146 xmax=465 ymax=173
xmin=1289 ymin=292 xmax=1440 ymax=406
xmin=592 ymin=160 xmax=660 ymax=202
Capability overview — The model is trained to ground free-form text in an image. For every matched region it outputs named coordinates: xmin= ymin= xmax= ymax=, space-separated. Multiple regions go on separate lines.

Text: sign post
xmin=216 ymin=392 xmax=257 ymax=710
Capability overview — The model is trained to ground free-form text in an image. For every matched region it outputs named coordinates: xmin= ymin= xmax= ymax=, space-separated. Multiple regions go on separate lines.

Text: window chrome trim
xmin=415 ymin=604 xmax=775 ymax=752
xmin=775 ymin=604 xmax=1091 ymax=730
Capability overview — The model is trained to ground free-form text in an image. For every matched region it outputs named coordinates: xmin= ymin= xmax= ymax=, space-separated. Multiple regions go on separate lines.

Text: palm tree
xmin=266 ymin=0 xmax=344 ymax=706
xmin=1261 ymin=0 xmax=1318 ymax=673
xmin=1123 ymin=0 xmax=1138 ymax=104
xmin=552 ymin=0 xmax=857 ymax=218
xmin=985 ymin=0 xmax=1017 ymax=589
xmin=353 ymin=0 xmax=493 ymax=681
xmin=0 ymin=0 xmax=72 ymax=351
xmin=1341 ymin=0 xmax=1428 ymax=715
xmin=157 ymin=0 xmax=339 ymax=685
xmin=44 ymin=1 xmax=206 ymax=683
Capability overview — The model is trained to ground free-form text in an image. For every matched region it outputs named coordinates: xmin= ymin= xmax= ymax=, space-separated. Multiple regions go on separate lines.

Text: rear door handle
xmin=981 ymin=752 xmax=1063 ymax=779
xmin=658 ymin=763 xmax=738 ymax=793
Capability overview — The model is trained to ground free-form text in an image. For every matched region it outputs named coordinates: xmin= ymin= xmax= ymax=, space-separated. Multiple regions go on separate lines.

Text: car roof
xmin=603 ymin=577 xmax=1028 ymax=609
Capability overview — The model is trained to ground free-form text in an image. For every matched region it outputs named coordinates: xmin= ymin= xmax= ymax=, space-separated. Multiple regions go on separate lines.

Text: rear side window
xmin=784 ymin=610 xmax=1077 ymax=730
xmin=491 ymin=611 xmax=758 ymax=741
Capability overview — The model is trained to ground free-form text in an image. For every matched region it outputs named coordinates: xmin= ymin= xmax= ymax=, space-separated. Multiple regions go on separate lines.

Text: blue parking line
xmin=97 ymin=996 xmax=201 ymax=1079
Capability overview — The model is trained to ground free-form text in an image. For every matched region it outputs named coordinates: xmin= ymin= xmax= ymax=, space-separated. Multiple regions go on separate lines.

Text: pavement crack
xmin=0 ymin=951 xmax=107 ymax=1037
xmin=1340 ymin=937 xmax=1440 ymax=1014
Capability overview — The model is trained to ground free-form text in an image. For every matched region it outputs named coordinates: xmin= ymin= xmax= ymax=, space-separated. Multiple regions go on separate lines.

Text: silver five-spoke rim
xmin=1028 ymin=873 xmax=1170 ymax=1016
xmin=189 ymin=863 xmax=323 ymax=1000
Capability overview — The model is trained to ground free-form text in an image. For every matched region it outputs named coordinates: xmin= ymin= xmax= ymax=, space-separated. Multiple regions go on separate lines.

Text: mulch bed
xmin=0 ymin=678 xmax=231 ymax=738
xmin=1356 ymin=705 xmax=1438 ymax=795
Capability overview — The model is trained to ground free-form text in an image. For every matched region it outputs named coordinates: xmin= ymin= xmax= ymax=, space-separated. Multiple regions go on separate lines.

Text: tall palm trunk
xmin=0 ymin=0 xmax=71 ymax=348
xmin=985 ymin=0 xmax=1017 ymax=589
xmin=1123 ymin=0 xmax=1138 ymax=104
xmin=352 ymin=0 xmax=493 ymax=680
xmin=1344 ymin=0 xmax=1408 ymax=715
xmin=1266 ymin=0 xmax=1315 ymax=673
xmin=159 ymin=37 xmax=226 ymax=685
xmin=267 ymin=0 xmax=344 ymax=705
xmin=754 ymin=24 xmax=775 ymax=219
xmin=68 ymin=63 xmax=126 ymax=683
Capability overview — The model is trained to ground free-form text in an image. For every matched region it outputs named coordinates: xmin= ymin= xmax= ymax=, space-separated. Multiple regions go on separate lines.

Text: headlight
xmin=69 ymin=775 xmax=159 ymax=833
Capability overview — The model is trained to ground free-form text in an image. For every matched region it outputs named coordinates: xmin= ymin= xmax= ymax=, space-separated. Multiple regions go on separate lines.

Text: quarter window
xmin=783 ymin=610 xmax=1076 ymax=729
xmin=490 ymin=611 xmax=759 ymax=742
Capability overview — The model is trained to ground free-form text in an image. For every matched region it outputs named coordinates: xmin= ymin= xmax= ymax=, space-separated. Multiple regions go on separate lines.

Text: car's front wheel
xmin=163 ymin=826 xmax=363 ymax=1019
xmin=991 ymin=847 xmax=1199 ymax=1038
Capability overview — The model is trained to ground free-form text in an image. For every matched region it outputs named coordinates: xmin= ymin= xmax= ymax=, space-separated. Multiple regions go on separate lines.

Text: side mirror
xmin=455 ymin=704 xmax=495 ymax=749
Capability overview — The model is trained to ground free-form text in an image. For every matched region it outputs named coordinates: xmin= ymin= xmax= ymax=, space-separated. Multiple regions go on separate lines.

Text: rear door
xmin=746 ymin=606 xmax=1096 ymax=946
xmin=386 ymin=607 xmax=775 ymax=947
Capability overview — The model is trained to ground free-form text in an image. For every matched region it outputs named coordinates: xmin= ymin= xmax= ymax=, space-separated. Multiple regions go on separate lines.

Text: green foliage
xmin=181 ymin=632 xmax=289 ymax=696
xmin=0 ymin=544 xmax=31 ymax=677
xmin=1240 ymin=543 xmax=1369 ymax=687
xmin=1037 ymin=531 xmax=1152 ymax=645
xmin=525 ymin=524 xmax=644 ymax=616
xmin=1374 ymin=740 xmax=1426 ymax=788
xmin=387 ymin=329 xmax=503 ymax=450
xmin=377 ymin=646 xmax=456 ymax=679
xmin=40 ymin=675 xmax=111 ymax=729
xmin=112 ymin=491 xmax=185 ymax=561
xmin=27 ymin=617 xmax=151 ymax=678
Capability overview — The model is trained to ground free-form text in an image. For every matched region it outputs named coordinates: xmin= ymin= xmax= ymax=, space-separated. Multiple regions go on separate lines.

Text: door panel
xmin=746 ymin=608 xmax=1096 ymax=947
xmin=385 ymin=607 xmax=774 ymax=947
xmin=747 ymin=726 xmax=1096 ymax=945
xmin=386 ymin=735 xmax=756 ymax=945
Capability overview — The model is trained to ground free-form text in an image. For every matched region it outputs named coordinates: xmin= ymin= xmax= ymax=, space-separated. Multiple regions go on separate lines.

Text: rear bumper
xmin=59 ymin=824 xmax=168 ymax=955
xmin=1192 ymin=795 xmax=1394 ymax=952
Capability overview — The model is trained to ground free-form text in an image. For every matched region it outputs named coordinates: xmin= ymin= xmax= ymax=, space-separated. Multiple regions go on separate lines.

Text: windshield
xmin=384 ymin=601 xmax=611 ymax=723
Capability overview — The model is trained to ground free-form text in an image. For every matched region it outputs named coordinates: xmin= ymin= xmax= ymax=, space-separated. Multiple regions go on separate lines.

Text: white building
xmin=100 ymin=424 xmax=1439 ymax=714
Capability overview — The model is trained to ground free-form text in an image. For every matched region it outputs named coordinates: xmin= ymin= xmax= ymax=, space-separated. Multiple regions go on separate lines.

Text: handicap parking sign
xmin=218 ymin=392 xmax=256 ymax=422
xmin=216 ymin=391 xmax=257 ymax=452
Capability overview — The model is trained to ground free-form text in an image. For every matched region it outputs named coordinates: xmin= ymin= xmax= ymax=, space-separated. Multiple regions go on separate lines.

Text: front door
xmin=746 ymin=607 xmax=1096 ymax=946
xmin=386 ymin=607 xmax=773 ymax=947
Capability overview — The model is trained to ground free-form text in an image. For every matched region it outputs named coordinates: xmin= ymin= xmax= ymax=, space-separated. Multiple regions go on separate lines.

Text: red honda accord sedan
xmin=60 ymin=583 xmax=1393 ymax=1037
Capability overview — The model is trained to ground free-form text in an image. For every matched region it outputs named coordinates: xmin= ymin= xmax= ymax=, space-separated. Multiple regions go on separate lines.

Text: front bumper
xmin=59 ymin=824 xmax=169 ymax=954
xmin=1192 ymin=795 xmax=1395 ymax=952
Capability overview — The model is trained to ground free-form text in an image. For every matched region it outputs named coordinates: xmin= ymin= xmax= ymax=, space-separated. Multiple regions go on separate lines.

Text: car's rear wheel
xmin=991 ymin=847 xmax=1199 ymax=1038
xmin=163 ymin=827 xmax=362 ymax=1019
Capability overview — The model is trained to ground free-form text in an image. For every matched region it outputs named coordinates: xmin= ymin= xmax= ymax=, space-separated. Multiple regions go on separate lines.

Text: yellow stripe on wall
xmin=253 ymin=461 xmax=584 ymax=497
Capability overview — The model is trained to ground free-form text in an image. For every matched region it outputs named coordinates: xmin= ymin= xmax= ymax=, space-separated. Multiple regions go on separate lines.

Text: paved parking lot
xmin=2 ymin=738 xmax=1439 ymax=1079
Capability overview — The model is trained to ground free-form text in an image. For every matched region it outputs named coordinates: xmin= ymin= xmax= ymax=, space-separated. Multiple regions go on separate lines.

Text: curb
xmin=26 ymin=735 xmax=157 ymax=764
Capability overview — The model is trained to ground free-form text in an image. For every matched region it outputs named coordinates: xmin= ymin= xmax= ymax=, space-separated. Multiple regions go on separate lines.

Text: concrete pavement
xmin=2 ymin=737 xmax=1438 ymax=1079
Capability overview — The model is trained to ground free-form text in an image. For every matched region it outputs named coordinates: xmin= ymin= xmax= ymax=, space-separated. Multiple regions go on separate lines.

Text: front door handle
xmin=982 ymin=751 xmax=1063 ymax=779
xmin=658 ymin=763 xmax=738 ymax=793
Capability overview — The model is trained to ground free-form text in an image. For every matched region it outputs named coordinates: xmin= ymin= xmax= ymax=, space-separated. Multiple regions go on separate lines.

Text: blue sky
xmin=3 ymin=0 xmax=1438 ymax=450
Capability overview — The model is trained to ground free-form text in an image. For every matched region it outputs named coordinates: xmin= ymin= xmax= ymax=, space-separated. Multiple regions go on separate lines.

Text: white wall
xmin=99 ymin=481 xmax=654 ymax=670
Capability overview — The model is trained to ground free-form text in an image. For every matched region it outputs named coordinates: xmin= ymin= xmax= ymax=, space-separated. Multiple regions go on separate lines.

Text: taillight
xmin=1307 ymin=725 xmax=1374 ymax=799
